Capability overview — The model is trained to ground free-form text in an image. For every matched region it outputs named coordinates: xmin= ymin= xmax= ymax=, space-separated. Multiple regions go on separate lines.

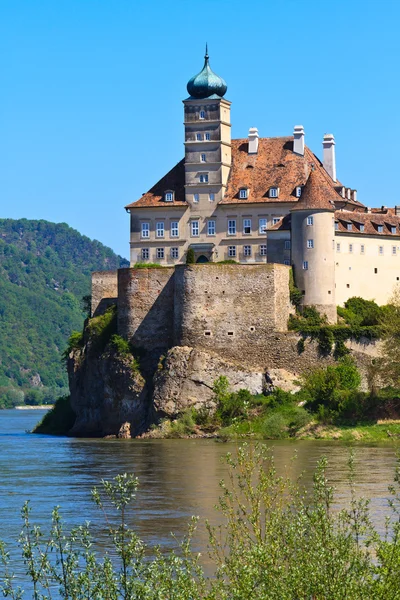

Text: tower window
xmin=239 ymin=188 xmax=248 ymax=199
xmin=259 ymin=218 xmax=267 ymax=234
xmin=156 ymin=248 xmax=164 ymax=259
xmin=243 ymin=245 xmax=252 ymax=257
xmin=228 ymin=219 xmax=237 ymax=235
xmin=141 ymin=222 xmax=150 ymax=239
xmin=209 ymin=192 xmax=215 ymax=202
xmin=205 ymin=132 xmax=210 ymax=140
xmin=196 ymin=133 xmax=202 ymax=141
xmin=337 ymin=243 xmax=341 ymax=252
xmin=170 ymin=221 xmax=179 ymax=238
xmin=361 ymin=245 xmax=365 ymax=254
xmin=379 ymin=246 xmax=384 ymax=255
xmin=307 ymin=216 xmax=314 ymax=226
xmin=201 ymin=153 xmax=206 ymax=162
xmin=165 ymin=191 xmax=174 ymax=202
xmin=193 ymin=193 xmax=199 ymax=202
xmin=260 ymin=244 xmax=267 ymax=256
xmin=243 ymin=219 xmax=251 ymax=234
xmin=156 ymin=222 xmax=165 ymax=238
xmin=191 ymin=220 xmax=200 ymax=237
xmin=296 ymin=186 xmax=302 ymax=198
xmin=199 ymin=173 xmax=209 ymax=183
xmin=228 ymin=246 xmax=236 ymax=258
xmin=269 ymin=187 xmax=279 ymax=198
xmin=170 ymin=247 xmax=179 ymax=259
xmin=199 ymin=110 xmax=206 ymax=119
xmin=141 ymin=248 xmax=149 ymax=260
xmin=393 ymin=246 xmax=397 ymax=255
xmin=303 ymin=261 xmax=309 ymax=270
xmin=349 ymin=244 xmax=353 ymax=253
xmin=307 ymin=239 xmax=314 ymax=249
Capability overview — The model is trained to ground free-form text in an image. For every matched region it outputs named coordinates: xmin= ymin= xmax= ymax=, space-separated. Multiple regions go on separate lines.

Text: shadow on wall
xmin=93 ymin=297 xmax=117 ymax=317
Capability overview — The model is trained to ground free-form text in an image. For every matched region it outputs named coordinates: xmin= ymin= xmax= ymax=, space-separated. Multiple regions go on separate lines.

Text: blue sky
xmin=1 ymin=0 xmax=399 ymax=258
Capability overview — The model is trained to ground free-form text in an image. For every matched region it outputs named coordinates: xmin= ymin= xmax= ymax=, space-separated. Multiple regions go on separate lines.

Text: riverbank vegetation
xmin=1 ymin=444 xmax=400 ymax=598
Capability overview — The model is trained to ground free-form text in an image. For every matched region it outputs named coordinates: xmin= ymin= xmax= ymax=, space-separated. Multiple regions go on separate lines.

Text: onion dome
xmin=187 ymin=45 xmax=227 ymax=99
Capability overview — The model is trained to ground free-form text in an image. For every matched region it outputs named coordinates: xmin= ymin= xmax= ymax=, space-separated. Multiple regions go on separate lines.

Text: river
xmin=0 ymin=409 xmax=399 ymax=586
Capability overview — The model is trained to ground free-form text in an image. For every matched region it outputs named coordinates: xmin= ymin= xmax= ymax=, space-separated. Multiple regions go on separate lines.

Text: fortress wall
xmin=174 ymin=264 xmax=291 ymax=366
xmin=118 ymin=267 xmax=175 ymax=350
xmin=91 ymin=271 xmax=118 ymax=317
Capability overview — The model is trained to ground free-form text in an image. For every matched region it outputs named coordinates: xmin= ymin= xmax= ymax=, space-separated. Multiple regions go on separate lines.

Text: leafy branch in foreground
xmin=1 ymin=446 xmax=400 ymax=598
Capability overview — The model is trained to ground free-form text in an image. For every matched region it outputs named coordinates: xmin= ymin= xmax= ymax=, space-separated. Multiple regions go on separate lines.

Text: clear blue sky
xmin=1 ymin=0 xmax=399 ymax=258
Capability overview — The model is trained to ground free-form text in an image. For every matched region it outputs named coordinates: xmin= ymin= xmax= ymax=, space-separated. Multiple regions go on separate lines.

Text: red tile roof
xmin=125 ymin=160 xmax=187 ymax=209
xmin=335 ymin=210 xmax=400 ymax=236
xmin=290 ymin=166 xmax=336 ymax=212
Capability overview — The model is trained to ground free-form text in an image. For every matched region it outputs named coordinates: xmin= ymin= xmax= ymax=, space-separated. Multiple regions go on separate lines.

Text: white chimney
xmin=352 ymin=190 xmax=357 ymax=202
xmin=323 ymin=133 xmax=337 ymax=182
xmin=293 ymin=125 xmax=305 ymax=155
xmin=248 ymin=127 xmax=259 ymax=154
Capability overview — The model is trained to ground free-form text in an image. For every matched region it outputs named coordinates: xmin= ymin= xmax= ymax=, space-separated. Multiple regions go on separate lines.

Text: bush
xmin=32 ymin=395 xmax=76 ymax=435
xmin=87 ymin=305 xmax=117 ymax=353
xmin=301 ymin=357 xmax=361 ymax=412
xmin=109 ymin=334 xmax=131 ymax=356
xmin=62 ymin=331 xmax=84 ymax=362
xmin=318 ymin=326 xmax=334 ymax=355
xmin=167 ymin=410 xmax=196 ymax=437
xmin=261 ymin=413 xmax=287 ymax=438
xmin=186 ymin=248 xmax=195 ymax=264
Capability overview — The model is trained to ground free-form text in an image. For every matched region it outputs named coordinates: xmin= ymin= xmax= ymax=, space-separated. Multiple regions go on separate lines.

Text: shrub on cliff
xmin=87 ymin=305 xmax=117 ymax=353
xmin=33 ymin=395 xmax=76 ymax=435
xmin=2 ymin=445 xmax=400 ymax=598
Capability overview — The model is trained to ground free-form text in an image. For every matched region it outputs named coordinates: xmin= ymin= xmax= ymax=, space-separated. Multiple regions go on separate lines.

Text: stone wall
xmin=117 ymin=267 xmax=175 ymax=351
xmin=91 ymin=271 xmax=118 ymax=317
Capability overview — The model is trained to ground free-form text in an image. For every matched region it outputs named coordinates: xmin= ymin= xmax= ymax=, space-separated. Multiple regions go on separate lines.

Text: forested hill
xmin=0 ymin=218 xmax=128 ymax=407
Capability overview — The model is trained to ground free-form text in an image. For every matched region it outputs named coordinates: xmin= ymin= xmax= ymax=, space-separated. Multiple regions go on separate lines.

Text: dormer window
xmin=199 ymin=110 xmax=206 ymax=120
xmin=295 ymin=186 xmax=302 ymax=198
xmin=165 ymin=190 xmax=174 ymax=202
xmin=360 ymin=224 xmax=365 ymax=232
xmin=269 ymin=187 xmax=279 ymax=198
xmin=347 ymin=223 xmax=352 ymax=231
xmin=391 ymin=226 xmax=397 ymax=234
xmin=239 ymin=188 xmax=248 ymax=199
xmin=377 ymin=225 xmax=383 ymax=233
xmin=335 ymin=222 xmax=339 ymax=231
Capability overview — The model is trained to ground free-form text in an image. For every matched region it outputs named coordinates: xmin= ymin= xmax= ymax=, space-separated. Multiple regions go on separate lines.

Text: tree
xmin=186 ymin=248 xmax=195 ymax=264
xmin=379 ymin=285 xmax=400 ymax=387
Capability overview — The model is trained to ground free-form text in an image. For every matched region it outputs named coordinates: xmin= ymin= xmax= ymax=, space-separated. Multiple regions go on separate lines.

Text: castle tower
xmin=290 ymin=167 xmax=337 ymax=323
xmin=183 ymin=47 xmax=231 ymax=260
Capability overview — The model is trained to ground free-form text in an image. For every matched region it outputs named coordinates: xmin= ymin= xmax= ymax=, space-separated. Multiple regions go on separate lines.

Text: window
xmin=393 ymin=246 xmax=397 ymax=255
xmin=303 ymin=261 xmax=308 ymax=270
xmin=284 ymin=240 xmax=291 ymax=250
xmin=392 ymin=226 xmax=397 ymax=234
xmin=259 ymin=218 xmax=267 ymax=234
xmin=260 ymin=244 xmax=267 ymax=256
xmin=205 ymin=132 xmax=210 ymax=141
xmin=337 ymin=243 xmax=341 ymax=252
xmin=141 ymin=222 xmax=150 ymax=238
xmin=269 ymin=187 xmax=278 ymax=198
xmin=156 ymin=222 xmax=164 ymax=238
xmin=199 ymin=173 xmax=209 ymax=183
xmin=377 ymin=225 xmax=383 ymax=233
xmin=374 ymin=268 xmax=378 ymax=274
xmin=199 ymin=110 xmax=205 ymax=119
xmin=307 ymin=239 xmax=314 ymax=249
xmin=349 ymin=244 xmax=353 ymax=253
xmin=239 ymin=188 xmax=248 ymax=199
xmin=307 ymin=216 xmax=314 ymax=226
xmin=207 ymin=220 xmax=216 ymax=235
xmin=228 ymin=219 xmax=237 ymax=235
xmin=360 ymin=224 xmax=365 ymax=232
xmin=347 ymin=223 xmax=352 ymax=231
xmin=141 ymin=248 xmax=149 ymax=260
xmin=170 ymin=247 xmax=179 ymax=259
xmin=156 ymin=248 xmax=164 ymax=259
xmin=200 ymin=153 xmax=206 ymax=162
xmin=361 ymin=244 xmax=365 ymax=254
xmin=243 ymin=245 xmax=251 ymax=257
xmin=170 ymin=221 xmax=179 ymax=238
xmin=243 ymin=218 xmax=251 ymax=234
xmin=296 ymin=186 xmax=302 ymax=198
xmin=165 ymin=191 xmax=174 ymax=202
xmin=335 ymin=222 xmax=339 ymax=231
xmin=379 ymin=246 xmax=384 ymax=255
xmin=284 ymin=259 xmax=290 ymax=265
xmin=272 ymin=217 xmax=281 ymax=225
xmin=191 ymin=220 xmax=199 ymax=237
xmin=193 ymin=193 xmax=199 ymax=203
xmin=209 ymin=192 xmax=215 ymax=202
xmin=228 ymin=246 xmax=236 ymax=257
xmin=196 ymin=133 xmax=202 ymax=141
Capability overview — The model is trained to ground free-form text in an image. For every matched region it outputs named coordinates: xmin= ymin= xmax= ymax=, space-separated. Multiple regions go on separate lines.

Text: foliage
xmin=87 ymin=305 xmax=117 ymax=353
xmin=165 ymin=410 xmax=197 ymax=438
xmin=318 ymin=326 xmax=335 ymax=355
xmin=3 ymin=446 xmax=400 ymax=598
xmin=0 ymin=218 xmax=127 ymax=400
xmin=379 ymin=286 xmax=400 ymax=387
xmin=62 ymin=331 xmax=84 ymax=362
xmin=133 ymin=262 xmax=165 ymax=269
xmin=289 ymin=267 xmax=302 ymax=307
xmin=33 ymin=395 xmax=76 ymax=435
xmin=0 ymin=386 xmax=24 ymax=409
xmin=339 ymin=296 xmax=383 ymax=327
xmin=186 ymin=248 xmax=195 ymax=264
xmin=215 ymin=259 xmax=238 ymax=264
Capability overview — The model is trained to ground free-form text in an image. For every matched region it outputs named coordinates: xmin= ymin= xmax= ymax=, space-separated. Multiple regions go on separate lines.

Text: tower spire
xmin=205 ymin=43 xmax=209 ymax=62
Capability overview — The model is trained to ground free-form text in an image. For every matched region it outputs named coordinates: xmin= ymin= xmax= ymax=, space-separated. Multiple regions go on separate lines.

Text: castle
xmin=92 ymin=49 xmax=400 ymax=338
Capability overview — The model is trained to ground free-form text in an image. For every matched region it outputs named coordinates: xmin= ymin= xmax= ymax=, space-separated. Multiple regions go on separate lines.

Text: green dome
xmin=187 ymin=46 xmax=227 ymax=99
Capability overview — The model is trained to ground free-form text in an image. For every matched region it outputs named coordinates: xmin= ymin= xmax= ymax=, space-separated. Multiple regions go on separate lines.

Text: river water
xmin=0 ymin=409 xmax=399 ymax=584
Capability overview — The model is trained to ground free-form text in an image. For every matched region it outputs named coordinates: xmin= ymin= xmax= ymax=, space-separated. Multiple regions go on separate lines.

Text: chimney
xmin=248 ymin=127 xmax=259 ymax=154
xmin=293 ymin=125 xmax=305 ymax=155
xmin=352 ymin=190 xmax=357 ymax=202
xmin=346 ymin=188 xmax=351 ymax=200
xmin=323 ymin=133 xmax=337 ymax=182
xmin=395 ymin=206 xmax=400 ymax=216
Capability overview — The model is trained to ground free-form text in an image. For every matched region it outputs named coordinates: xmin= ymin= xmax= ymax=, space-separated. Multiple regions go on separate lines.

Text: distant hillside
xmin=0 ymin=219 xmax=128 ymax=407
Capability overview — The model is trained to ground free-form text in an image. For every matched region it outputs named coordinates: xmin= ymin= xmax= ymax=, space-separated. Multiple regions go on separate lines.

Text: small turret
xmin=291 ymin=167 xmax=337 ymax=323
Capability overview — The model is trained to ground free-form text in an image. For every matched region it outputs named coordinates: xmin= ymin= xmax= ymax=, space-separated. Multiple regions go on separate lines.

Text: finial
xmin=205 ymin=43 xmax=209 ymax=63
